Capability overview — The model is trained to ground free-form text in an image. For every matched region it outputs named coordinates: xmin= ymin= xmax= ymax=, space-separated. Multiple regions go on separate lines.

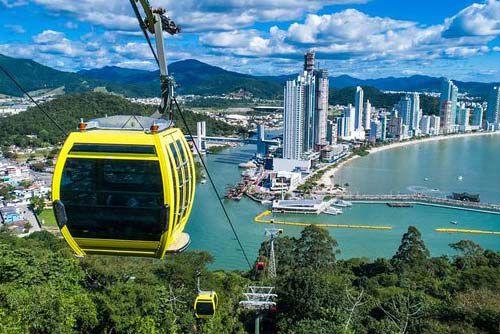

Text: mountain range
xmin=0 ymin=53 xmax=497 ymax=98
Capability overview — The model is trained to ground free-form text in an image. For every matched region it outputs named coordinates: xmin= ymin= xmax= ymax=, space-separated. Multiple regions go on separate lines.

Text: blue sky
xmin=0 ymin=0 xmax=499 ymax=81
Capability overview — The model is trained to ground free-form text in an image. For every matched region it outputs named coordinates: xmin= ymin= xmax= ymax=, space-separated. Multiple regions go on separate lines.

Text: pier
xmin=339 ymin=194 xmax=500 ymax=215
xmin=435 ymin=228 xmax=500 ymax=236
xmin=254 ymin=210 xmax=393 ymax=231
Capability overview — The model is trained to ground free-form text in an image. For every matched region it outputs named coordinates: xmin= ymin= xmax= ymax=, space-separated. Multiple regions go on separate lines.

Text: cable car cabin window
xmin=169 ymin=142 xmax=186 ymax=226
xmin=60 ymin=158 xmax=165 ymax=241
xmin=196 ymin=301 xmax=215 ymax=317
xmin=175 ymin=140 xmax=192 ymax=220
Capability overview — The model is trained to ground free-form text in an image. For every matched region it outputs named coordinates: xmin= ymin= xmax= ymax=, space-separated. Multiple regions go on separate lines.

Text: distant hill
xmin=0 ymin=92 xmax=246 ymax=147
xmin=1 ymin=53 xmax=497 ymax=98
xmin=79 ymin=59 xmax=283 ymax=98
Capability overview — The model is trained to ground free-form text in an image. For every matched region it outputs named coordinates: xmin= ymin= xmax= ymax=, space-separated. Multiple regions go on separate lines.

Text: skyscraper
xmin=397 ymin=95 xmax=412 ymax=127
xmin=430 ymin=115 xmax=440 ymax=135
xmin=420 ymin=116 xmax=431 ymax=135
xmin=409 ymin=93 xmax=421 ymax=133
xmin=354 ymin=86 xmax=364 ymax=130
xmin=486 ymin=86 xmax=500 ymax=130
xmin=363 ymin=99 xmax=371 ymax=130
xmin=440 ymin=79 xmax=458 ymax=126
xmin=314 ymin=69 xmax=329 ymax=145
xmin=471 ymin=104 xmax=483 ymax=128
xmin=304 ymin=50 xmax=315 ymax=73
xmin=457 ymin=104 xmax=470 ymax=132
xmin=440 ymin=100 xmax=454 ymax=134
xmin=326 ymin=120 xmax=337 ymax=145
xmin=283 ymin=78 xmax=305 ymax=159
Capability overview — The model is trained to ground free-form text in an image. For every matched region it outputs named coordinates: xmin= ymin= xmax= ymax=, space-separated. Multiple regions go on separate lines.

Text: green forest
xmin=0 ymin=93 xmax=247 ymax=148
xmin=0 ymin=225 xmax=498 ymax=334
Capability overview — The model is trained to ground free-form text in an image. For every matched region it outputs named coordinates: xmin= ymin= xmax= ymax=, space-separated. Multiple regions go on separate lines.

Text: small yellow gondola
xmin=52 ymin=115 xmax=195 ymax=258
xmin=194 ymin=291 xmax=219 ymax=319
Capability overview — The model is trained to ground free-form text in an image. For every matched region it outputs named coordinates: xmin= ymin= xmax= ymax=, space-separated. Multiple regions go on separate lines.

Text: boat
xmin=431 ymin=188 xmax=439 ymax=192
xmin=261 ymin=200 xmax=272 ymax=205
xmin=324 ymin=207 xmax=343 ymax=215
xmin=424 ymin=177 xmax=429 ymax=181
xmin=387 ymin=202 xmax=413 ymax=208
xmin=449 ymin=192 xmax=480 ymax=203
xmin=450 ymin=221 xmax=458 ymax=225
xmin=201 ymin=179 xmax=207 ymax=184
xmin=457 ymin=176 xmax=463 ymax=181
xmin=332 ymin=199 xmax=352 ymax=208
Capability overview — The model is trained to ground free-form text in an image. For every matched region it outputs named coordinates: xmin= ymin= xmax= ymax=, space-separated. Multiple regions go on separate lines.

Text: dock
xmin=254 ymin=210 xmax=392 ymax=231
xmin=435 ymin=228 xmax=500 ymax=236
xmin=340 ymin=194 xmax=500 ymax=215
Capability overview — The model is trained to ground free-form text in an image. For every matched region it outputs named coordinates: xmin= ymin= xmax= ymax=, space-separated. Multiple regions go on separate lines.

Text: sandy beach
xmin=319 ymin=131 xmax=500 ymax=186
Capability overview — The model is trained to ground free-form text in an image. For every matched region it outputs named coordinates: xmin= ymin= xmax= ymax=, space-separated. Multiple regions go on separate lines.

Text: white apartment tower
xmin=354 ymin=86 xmax=364 ymax=131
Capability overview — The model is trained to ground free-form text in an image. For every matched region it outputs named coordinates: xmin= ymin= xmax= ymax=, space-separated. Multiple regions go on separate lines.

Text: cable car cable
xmin=129 ymin=0 xmax=160 ymax=68
xmin=128 ymin=1 xmax=253 ymax=270
xmin=173 ymin=96 xmax=253 ymax=270
xmin=0 ymin=63 xmax=67 ymax=136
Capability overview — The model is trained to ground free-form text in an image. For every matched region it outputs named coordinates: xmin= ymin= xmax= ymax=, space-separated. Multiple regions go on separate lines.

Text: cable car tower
xmin=239 ymin=286 xmax=277 ymax=334
xmin=265 ymin=223 xmax=282 ymax=278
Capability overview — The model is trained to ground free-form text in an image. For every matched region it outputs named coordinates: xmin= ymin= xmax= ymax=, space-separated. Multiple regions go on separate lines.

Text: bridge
xmin=187 ymin=135 xmax=278 ymax=145
xmin=339 ymin=193 xmax=500 ymax=215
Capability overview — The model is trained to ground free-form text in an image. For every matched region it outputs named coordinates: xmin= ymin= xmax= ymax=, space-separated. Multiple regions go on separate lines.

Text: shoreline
xmin=320 ymin=131 xmax=500 ymax=186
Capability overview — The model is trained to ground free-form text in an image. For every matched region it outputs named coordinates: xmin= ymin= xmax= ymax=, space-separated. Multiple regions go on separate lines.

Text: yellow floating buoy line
xmin=435 ymin=228 xmax=500 ymax=235
xmin=254 ymin=211 xmax=392 ymax=230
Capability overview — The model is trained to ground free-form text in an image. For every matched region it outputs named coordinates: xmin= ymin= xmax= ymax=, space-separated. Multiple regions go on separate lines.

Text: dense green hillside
xmin=0 ymin=92 xmax=246 ymax=147
xmin=1 ymin=225 xmax=498 ymax=333
xmin=2 ymin=54 xmax=496 ymax=99
xmin=0 ymin=54 xmax=96 ymax=97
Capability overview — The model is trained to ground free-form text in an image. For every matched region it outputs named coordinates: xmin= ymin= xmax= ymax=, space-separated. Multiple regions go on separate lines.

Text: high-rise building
xmin=304 ymin=50 xmax=315 ymax=73
xmin=354 ymin=86 xmax=364 ymax=130
xmin=387 ymin=114 xmax=403 ymax=140
xmin=486 ymin=86 xmax=500 ymax=130
xmin=471 ymin=104 xmax=484 ymax=128
xmin=282 ymin=51 xmax=329 ymax=160
xmin=326 ymin=120 xmax=337 ymax=145
xmin=457 ymin=104 xmax=470 ymax=132
xmin=283 ymin=77 xmax=305 ymax=159
xmin=336 ymin=114 xmax=351 ymax=140
xmin=380 ymin=114 xmax=387 ymax=141
xmin=420 ymin=115 xmax=431 ymax=135
xmin=314 ymin=69 xmax=329 ymax=145
xmin=363 ymin=99 xmax=372 ymax=130
xmin=397 ymin=95 xmax=412 ymax=128
xmin=430 ymin=115 xmax=440 ymax=135
xmin=440 ymin=79 xmax=458 ymax=125
xmin=256 ymin=124 xmax=266 ymax=157
xmin=369 ymin=120 xmax=382 ymax=143
xmin=440 ymin=100 xmax=454 ymax=134
xmin=409 ymin=93 xmax=421 ymax=134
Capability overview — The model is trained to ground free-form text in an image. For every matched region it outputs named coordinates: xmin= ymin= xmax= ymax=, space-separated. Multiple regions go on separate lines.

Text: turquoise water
xmin=186 ymin=137 xmax=500 ymax=270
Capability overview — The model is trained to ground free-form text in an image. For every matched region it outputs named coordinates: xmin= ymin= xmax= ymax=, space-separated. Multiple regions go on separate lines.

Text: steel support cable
xmin=0 ymin=63 xmax=67 ymax=136
xmin=129 ymin=0 xmax=160 ymax=68
xmin=129 ymin=2 xmax=253 ymax=270
xmin=173 ymin=97 xmax=252 ymax=270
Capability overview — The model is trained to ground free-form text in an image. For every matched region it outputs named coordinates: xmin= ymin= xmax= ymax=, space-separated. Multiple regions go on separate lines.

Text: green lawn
xmin=38 ymin=209 xmax=57 ymax=226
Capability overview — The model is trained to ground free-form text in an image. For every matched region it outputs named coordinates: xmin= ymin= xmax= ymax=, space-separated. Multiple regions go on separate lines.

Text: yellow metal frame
xmin=194 ymin=291 xmax=218 ymax=319
xmin=52 ymin=128 xmax=196 ymax=258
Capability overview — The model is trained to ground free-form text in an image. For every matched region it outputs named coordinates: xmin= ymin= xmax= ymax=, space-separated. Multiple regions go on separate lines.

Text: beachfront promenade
xmin=339 ymin=193 xmax=500 ymax=215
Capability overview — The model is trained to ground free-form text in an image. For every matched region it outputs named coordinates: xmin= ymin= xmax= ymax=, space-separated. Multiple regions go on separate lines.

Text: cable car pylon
xmin=265 ymin=221 xmax=282 ymax=278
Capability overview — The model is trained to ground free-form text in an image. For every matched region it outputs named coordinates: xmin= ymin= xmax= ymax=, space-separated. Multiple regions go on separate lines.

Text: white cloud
xmin=31 ymin=0 xmax=368 ymax=32
xmin=4 ymin=24 xmax=26 ymax=34
xmin=33 ymin=30 xmax=65 ymax=44
xmin=443 ymin=0 xmax=500 ymax=38
xmin=0 ymin=0 xmax=27 ymax=8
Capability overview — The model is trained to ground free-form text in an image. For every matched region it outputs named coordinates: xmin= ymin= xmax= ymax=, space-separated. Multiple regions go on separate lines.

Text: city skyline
xmin=0 ymin=1 xmax=498 ymax=81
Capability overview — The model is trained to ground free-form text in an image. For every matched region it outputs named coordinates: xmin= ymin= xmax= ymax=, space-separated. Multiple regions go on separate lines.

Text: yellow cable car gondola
xmin=194 ymin=291 xmax=219 ymax=319
xmin=194 ymin=272 xmax=218 ymax=319
xmin=52 ymin=115 xmax=195 ymax=258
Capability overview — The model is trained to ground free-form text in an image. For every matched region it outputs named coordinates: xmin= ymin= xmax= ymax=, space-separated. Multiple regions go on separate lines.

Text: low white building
xmin=272 ymin=158 xmax=311 ymax=173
